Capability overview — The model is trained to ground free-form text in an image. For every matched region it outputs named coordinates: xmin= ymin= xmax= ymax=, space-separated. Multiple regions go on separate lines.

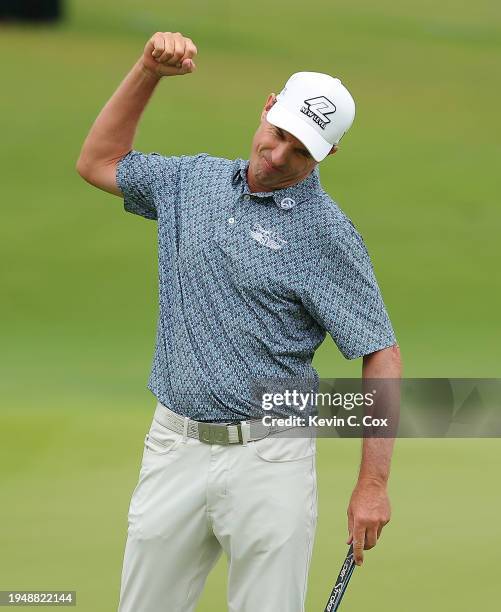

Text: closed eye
xmin=274 ymin=126 xmax=286 ymax=140
xmin=274 ymin=127 xmax=312 ymax=159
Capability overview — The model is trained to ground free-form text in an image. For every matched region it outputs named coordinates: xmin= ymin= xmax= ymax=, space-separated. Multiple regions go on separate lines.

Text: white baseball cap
xmin=266 ymin=71 xmax=356 ymax=162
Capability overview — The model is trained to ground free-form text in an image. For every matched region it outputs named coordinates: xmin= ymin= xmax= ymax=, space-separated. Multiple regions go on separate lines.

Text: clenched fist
xmin=141 ymin=32 xmax=197 ymax=78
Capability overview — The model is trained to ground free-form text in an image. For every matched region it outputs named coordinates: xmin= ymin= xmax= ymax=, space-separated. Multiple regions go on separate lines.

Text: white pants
xmin=118 ymin=402 xmax=318 ymax=612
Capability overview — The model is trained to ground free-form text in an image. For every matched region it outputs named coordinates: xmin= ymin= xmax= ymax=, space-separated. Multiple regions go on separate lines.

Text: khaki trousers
xmin=118 ymin=402 xmax=318 ymax=612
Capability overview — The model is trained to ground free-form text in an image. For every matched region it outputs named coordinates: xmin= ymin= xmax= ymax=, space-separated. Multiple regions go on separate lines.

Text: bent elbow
xmin=76 ymin=157 xmax=90 ymax=180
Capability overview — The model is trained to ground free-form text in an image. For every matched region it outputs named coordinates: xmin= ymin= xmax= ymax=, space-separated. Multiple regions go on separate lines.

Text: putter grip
xmin=323 ymin=544 xmax=356 ymax=612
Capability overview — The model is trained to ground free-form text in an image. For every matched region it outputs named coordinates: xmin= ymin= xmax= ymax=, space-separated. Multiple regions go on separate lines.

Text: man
xmin=77 ymin=31 xmax=401 ymax=612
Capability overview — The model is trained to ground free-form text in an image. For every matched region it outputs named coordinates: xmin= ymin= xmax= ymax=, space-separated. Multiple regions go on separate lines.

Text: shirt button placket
xmin=232 ymin=193 xmax=251 ymax=225
xmin=227 ymin=196 xmax=239 ymax=226
xmin=228 ymin=193 xmax=250 ymax=226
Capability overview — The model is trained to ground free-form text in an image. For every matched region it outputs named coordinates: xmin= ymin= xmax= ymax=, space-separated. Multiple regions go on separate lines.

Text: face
xmin=247 ymin=94 xmax=337 ymax=193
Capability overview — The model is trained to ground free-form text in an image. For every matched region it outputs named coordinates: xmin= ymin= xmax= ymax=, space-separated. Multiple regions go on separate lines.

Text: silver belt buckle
xmin=198 ymin=422 xmax=238 ymax=445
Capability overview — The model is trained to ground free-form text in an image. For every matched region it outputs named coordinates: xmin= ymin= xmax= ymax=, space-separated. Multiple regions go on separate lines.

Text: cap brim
xmin=266 ymin=103 xmax=333 ymax=162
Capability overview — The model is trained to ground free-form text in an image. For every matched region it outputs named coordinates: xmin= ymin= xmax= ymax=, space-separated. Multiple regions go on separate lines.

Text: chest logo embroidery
xmin=249 ymin=223 xmax=287 ymax=251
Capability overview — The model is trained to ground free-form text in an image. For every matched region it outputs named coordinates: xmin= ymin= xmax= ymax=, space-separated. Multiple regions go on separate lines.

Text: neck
xmin=246 ymin=170 xmax=266 ymax=194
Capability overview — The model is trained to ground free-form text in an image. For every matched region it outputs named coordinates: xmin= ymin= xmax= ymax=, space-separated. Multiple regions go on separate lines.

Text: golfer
xmin=77 ymin=31 xmax=401 ymax=612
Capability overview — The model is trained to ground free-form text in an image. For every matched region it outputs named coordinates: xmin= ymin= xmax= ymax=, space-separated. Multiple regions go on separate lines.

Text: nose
xmin=271 ymin=142 xmax=292 ymax=168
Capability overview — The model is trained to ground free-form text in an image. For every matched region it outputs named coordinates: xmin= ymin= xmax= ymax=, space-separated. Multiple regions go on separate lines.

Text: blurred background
xmin=1 ymin=0 xmax=500 ymax=610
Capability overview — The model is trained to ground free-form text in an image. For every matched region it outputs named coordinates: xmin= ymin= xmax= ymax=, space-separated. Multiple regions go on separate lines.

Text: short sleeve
xmin=303 ymin=225 xmax=397 ymax=359
xmin=116 ymin=150 xmax=181 ymax=220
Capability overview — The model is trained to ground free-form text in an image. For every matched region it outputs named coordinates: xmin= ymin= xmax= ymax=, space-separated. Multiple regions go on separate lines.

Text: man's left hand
xmin=346 ymin=479 xmax=391 ymax=566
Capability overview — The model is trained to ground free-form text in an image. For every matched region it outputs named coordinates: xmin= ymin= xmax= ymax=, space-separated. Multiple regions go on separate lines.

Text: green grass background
xmin=1 ymin=0 xmax=500 ymax=609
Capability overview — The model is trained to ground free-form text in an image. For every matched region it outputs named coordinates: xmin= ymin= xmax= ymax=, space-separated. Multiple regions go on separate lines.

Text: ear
xmin=261 ymin=93 xmax=277 ymax=121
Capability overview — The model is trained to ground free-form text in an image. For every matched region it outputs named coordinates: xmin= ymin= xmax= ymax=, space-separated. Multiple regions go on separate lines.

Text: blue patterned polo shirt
xmin=116 ymin=151 xmax=397 ymax=421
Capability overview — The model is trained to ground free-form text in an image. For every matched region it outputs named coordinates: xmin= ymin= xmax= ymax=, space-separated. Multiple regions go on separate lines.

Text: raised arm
xmin=76 ymin=31 xmax=197 ymax=196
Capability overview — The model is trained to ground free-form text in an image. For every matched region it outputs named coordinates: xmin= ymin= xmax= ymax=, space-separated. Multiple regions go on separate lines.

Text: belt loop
xmin=240 ymin=421 xmax=249 ymax=446
xmin=182 ymin=417 xmax=189 ymax=443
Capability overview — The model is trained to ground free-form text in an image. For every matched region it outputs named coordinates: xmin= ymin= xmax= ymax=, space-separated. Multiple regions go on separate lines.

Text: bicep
xmin=115 ymin=150 xmax=184 ymax=220
xmin=362 ymin=344 xmax=402 ymax=376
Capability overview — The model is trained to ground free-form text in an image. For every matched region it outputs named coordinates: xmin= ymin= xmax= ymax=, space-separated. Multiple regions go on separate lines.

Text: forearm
xmin=77 ymin=59 xmax=160 ymax=171
xmin=357 ymin=437 xmax=394 ymax=486
xmin=358 ymin=345 xmax=402 ymax=486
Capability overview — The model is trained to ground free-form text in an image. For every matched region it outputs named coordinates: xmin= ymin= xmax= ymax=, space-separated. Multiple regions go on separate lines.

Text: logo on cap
xmin=300 ymin=96 xmax=336 ymax=130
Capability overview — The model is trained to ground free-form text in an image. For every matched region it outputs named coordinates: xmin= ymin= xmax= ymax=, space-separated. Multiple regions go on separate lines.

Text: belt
xmin=154 ymin=401 xmax=297 ymax=445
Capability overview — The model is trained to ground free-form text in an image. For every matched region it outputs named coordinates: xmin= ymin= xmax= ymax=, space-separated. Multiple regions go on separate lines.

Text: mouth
xmin=262 ymin=156 xmax=280 ymax=174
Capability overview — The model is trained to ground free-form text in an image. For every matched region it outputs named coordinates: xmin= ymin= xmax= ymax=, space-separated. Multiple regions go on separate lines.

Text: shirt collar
xmin=231 ymin=158 xmax=323 ymax=210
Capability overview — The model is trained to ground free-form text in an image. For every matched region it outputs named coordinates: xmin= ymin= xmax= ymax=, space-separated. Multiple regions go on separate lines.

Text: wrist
xmin=356 ymin=475 xmax=388 ymax=489
xmin=136 ymin=59 xmax=162 ymax=83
